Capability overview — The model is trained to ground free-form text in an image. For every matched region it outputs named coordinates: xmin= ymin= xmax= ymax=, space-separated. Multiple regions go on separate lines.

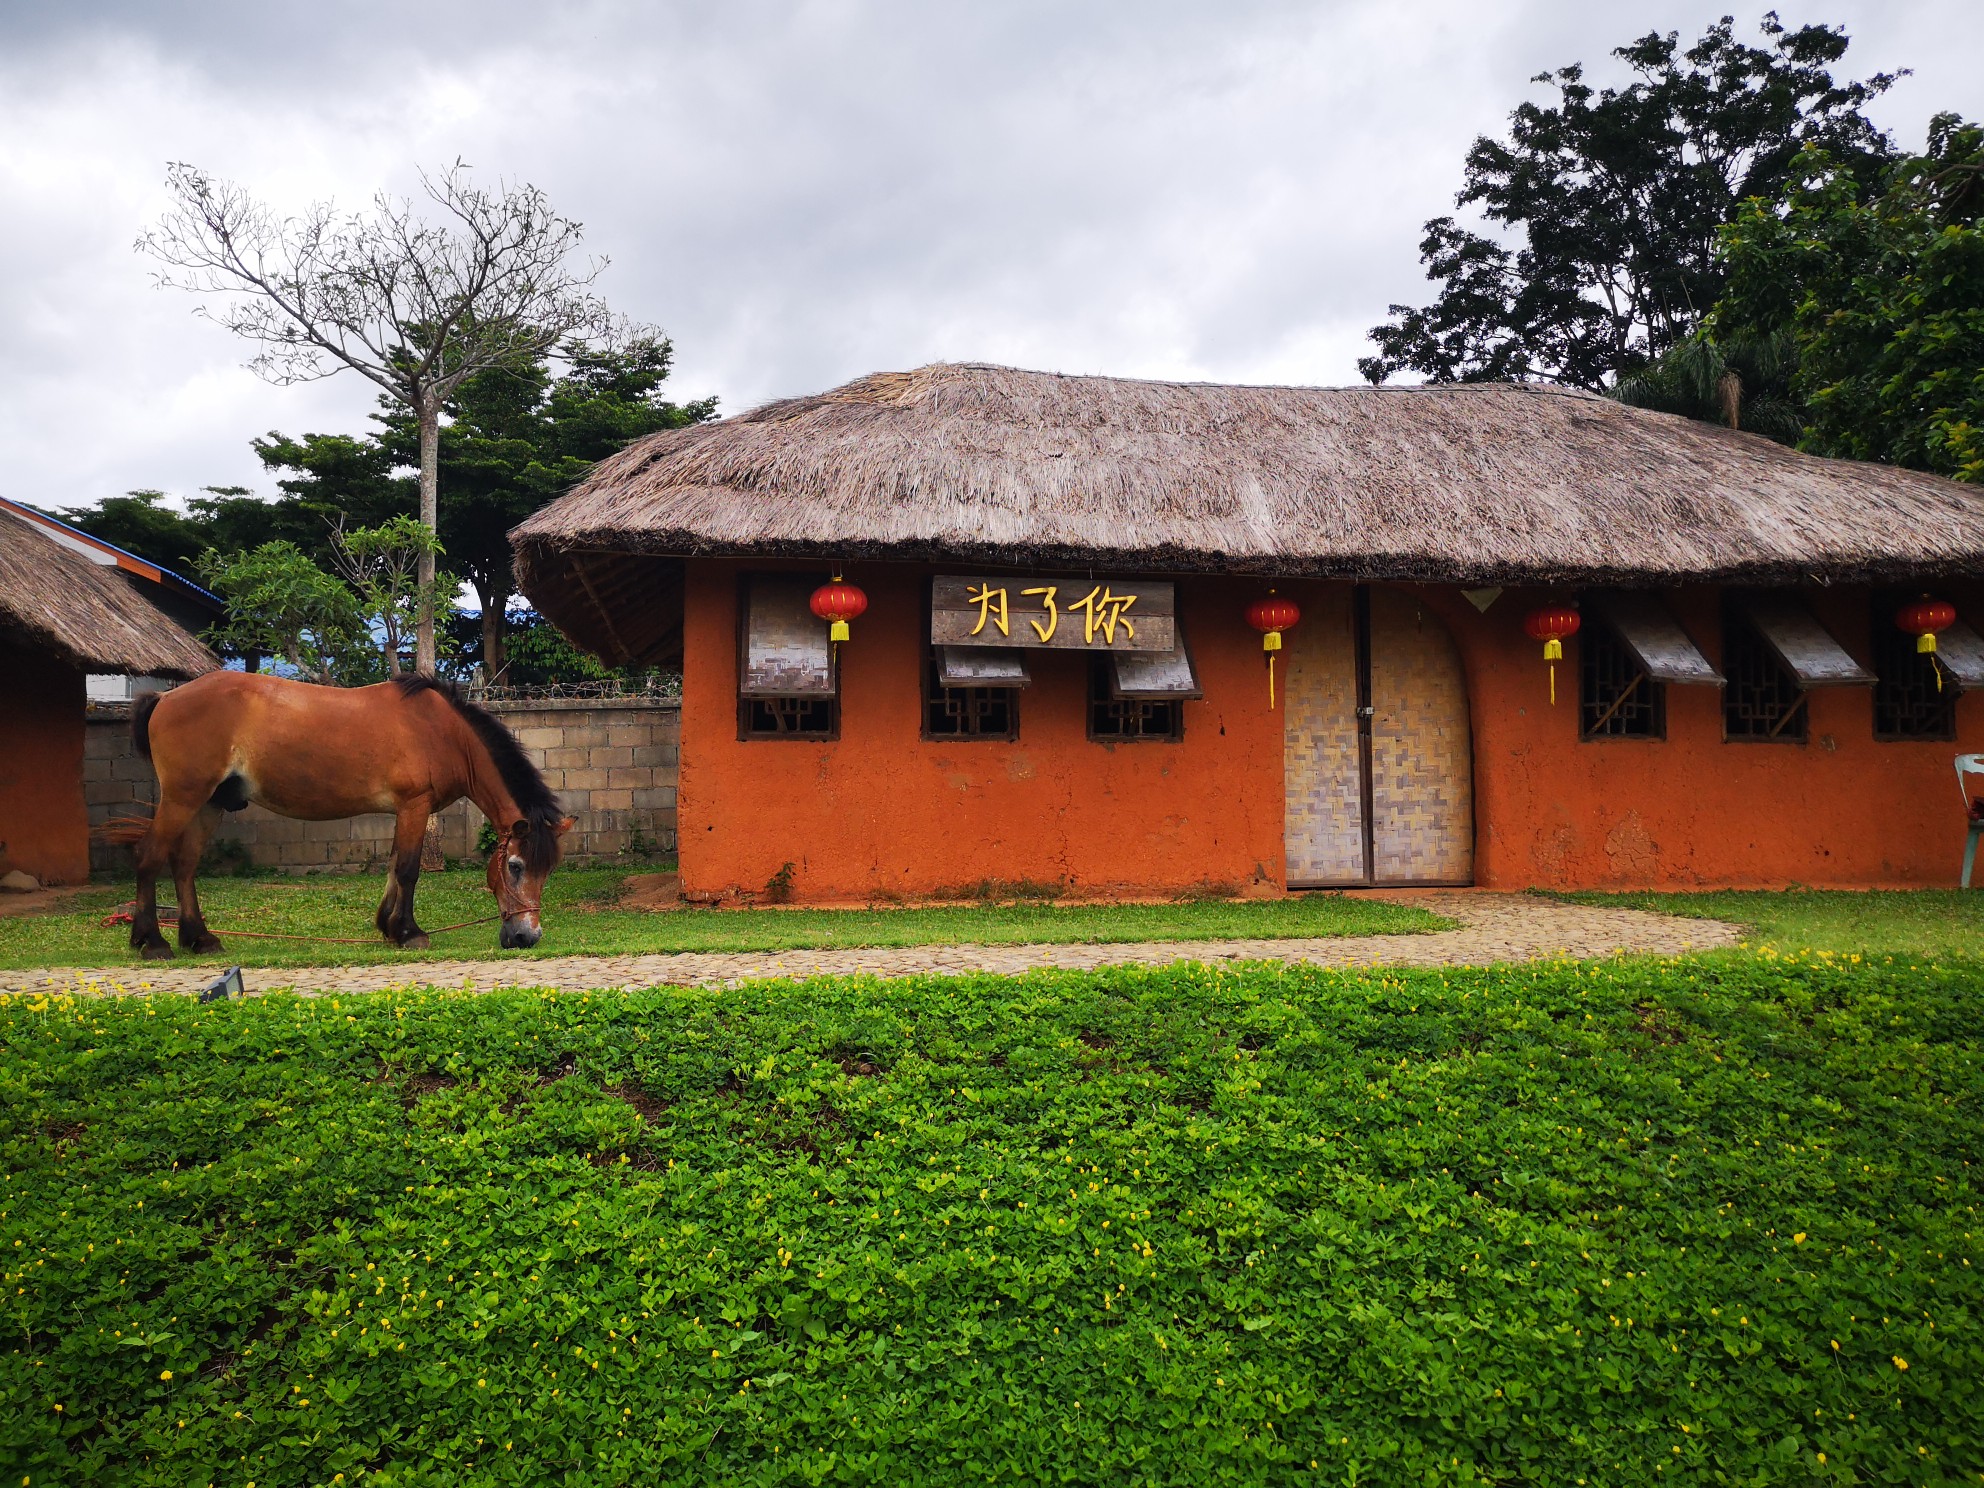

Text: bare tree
xmin=139 ymin=161 xmax=621 ymax=673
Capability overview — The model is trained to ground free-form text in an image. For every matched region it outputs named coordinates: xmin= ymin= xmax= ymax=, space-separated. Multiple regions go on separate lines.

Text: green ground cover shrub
xmin=0 ymin=874 xmax=1443 ymax=972
xmin=3 ymin=954 xmax=1981 ymax=1484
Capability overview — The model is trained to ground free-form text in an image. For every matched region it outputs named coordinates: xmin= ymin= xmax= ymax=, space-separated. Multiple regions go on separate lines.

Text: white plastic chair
xmin=1960 ymin=754 xmax=1984 ymax=888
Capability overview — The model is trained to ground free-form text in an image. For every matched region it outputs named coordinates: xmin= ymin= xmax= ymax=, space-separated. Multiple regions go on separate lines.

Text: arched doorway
xmin=1283 ymin=585 xmax=1474 ymax=886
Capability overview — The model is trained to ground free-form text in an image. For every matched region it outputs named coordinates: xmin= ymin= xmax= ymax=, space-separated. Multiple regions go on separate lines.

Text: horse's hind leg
xmin=130 ymin=795 xmax=201 ymax=961
xmin=376 ymin=804 xmax=433 ymax=949
xmin=171 ymin=804 xmax=227 ymax=954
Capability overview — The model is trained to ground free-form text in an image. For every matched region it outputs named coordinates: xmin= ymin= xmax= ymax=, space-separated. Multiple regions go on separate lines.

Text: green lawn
xmin=4 ymin=957 xmax=1979 ymax=1483
xmin=0 ymin=870 xmax=1446 ymax=971
xmin=1549 ymin=887 xmax=1984 ymax=958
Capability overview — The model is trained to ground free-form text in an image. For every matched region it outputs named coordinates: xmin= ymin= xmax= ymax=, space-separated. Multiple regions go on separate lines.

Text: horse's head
xmin=487 ymin=814 xmax=574 ymax=948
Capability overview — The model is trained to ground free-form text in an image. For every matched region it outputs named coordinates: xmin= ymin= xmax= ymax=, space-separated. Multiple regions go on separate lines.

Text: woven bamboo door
xmin=1283 ymin=586 xmax=1473 ymax=885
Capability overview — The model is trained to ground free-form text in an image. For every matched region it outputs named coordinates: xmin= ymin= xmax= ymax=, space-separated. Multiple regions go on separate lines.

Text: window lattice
xmin=739 ymin=695 xmax=837 ymax=739
xmin=1088 ymin=661 xmax=1182 ymax=742
xmin=1873 ymin=593 xmax=1958 ymax=740
xmin=1579 ymin=619 xmax=1665 ymax=739
xmin=1723 ymin=603 xmax=1807 ymax=742
xmin=924 ymin=655 xmax=1018 ymax=739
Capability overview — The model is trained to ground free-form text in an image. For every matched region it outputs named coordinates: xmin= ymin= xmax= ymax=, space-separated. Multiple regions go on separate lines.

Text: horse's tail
xmin=131 ymin=691 xmax=161 ymax=761
xmin=92 ymin=815 xmax=153 ymax=847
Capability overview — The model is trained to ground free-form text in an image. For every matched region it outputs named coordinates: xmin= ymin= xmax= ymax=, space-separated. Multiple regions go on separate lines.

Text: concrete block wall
xmin=85 ymin=696 xmax=679 ymax=875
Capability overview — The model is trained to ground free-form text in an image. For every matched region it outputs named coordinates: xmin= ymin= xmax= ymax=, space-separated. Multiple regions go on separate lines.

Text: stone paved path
xmin=2 ymin=893 xmax=1740 ymax=997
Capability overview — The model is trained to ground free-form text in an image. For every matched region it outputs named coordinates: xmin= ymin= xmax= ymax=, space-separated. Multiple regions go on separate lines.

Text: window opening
xmin=1873 ymin=591 xmax=1958 ymax=740
xmin=738 ymin=573 xmax=838 ymax=740
xmin=923 ymin=652 xmax=1018 ymax=740
xmin=1723 ymin=599 xmax=1807 ymax=741
xmin=1579 ymin=617 xmax=1665 ymax=739
xmin=739 ymin=695 xmax=837 ymax=739
xmin=1088 ymin=658 xmax=1183 ymax=741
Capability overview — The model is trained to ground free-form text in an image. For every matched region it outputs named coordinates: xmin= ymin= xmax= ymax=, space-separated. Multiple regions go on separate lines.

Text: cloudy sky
xmin=1 ymin=0 xmax=1976 ymax=516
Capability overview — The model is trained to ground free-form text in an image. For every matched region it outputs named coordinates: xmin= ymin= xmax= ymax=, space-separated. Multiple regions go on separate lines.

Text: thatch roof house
xmin=1 ymin=503 xmax=217 ymax=679
xmin=512 ymin=363 xmax=1984 ymax=900
xmin=2 ymin=505 xmax=215 ymax=886
xmin=515 ymin=364 xmax=1984 ymax=667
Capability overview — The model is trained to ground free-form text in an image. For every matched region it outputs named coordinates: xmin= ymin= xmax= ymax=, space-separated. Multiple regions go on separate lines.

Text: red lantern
xmin=1246 ymin=593 xmax=1302 ymax=708
xmin=809 ymin=576 xmax=868 ymax=642
xmin=1523 ymin=606 xmax=1581 ymax=706
xmin=1897 ymin=596 xmax=1957 ymax=691
xmin=1897 ymin=596 xmax=1956 ymax=655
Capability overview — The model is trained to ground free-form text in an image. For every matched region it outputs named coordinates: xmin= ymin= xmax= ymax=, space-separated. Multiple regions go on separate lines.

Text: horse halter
xmin=490 ymin=853 xmax=543 ymax=921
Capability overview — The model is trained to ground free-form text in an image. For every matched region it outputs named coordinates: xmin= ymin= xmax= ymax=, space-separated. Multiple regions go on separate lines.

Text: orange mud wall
xmin=1399 ymin=581 xmax=1984 ymax=889
xmin=0 ymin=645 xmax=89 ymax=885
xmin=677 ymin=561 xmax=1983 ymax=898
xmin=678 ymin=559 xmax=1288 ymax=901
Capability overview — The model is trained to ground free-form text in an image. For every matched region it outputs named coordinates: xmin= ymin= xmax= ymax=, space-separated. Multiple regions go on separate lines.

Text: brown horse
xmin=126 ymin=672 xmax=571 ymax=960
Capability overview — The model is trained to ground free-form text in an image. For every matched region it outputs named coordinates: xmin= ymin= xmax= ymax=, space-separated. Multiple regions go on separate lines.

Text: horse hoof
xmin=400 ymin=932 xmax=431 ymax=951
xmin=186 ymin=934 xmax=224 ymax=955
xmin=141 ymin=941 xmax=175 ymax=962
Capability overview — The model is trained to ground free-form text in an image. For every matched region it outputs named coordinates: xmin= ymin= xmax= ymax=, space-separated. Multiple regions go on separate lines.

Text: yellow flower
xmin=159 ymin=1370 xmax=172 ymax=1381
xmin=1893 ymin=1356 xmax=1909 ymax=1370
xmin=1793 ymin=1233 xmax=1806 ymax=1244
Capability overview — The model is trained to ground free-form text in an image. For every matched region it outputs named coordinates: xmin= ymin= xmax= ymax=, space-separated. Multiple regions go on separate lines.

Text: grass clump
xmin=3 ymin=953 xmax=1981 ymax=1482
xmin=1550 ymin=887 xmax=1984 ymax=958
xmin=0 ymin=871 xmax=1444 ymax=971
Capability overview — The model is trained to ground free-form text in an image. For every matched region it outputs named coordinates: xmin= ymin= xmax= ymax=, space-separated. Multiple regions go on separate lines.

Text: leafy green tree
xmin=196 ymin=542 xmax=371 ymax=683
xmin=498 ymin=611 xmax=619 ymax=685
xmin=247 ymin=431 xmax=409 ymax=566
xmin=54 ymin=486 xmax=316 ymax=578
xmin=1361 ymin=14 xmax=1897 ymax=389
xmin=329 ymin=516 xmax=449 ymax=676
xmin=260 ymin=336 xmax=713 ymax=675
xmin=1612 ymin=327 xmax=1805 ymax=443
xmin=1713 ymin=113 xmax=1984 ymax=480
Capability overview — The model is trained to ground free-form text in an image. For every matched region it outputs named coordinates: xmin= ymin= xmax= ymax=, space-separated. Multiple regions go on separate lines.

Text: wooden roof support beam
xmin=569 ymin=554 xmax=635 ymax=667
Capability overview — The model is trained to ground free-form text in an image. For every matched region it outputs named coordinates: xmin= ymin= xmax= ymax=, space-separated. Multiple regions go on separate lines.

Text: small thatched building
xmin=1 ymin=503 xmax=215 ymax=885
xmin=514 ymin=363 xmax=1984 ymax=898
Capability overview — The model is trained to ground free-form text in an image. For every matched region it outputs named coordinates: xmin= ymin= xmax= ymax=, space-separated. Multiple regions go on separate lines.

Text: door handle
xmin=1357 ymin=706 xmax=1375 ymax=718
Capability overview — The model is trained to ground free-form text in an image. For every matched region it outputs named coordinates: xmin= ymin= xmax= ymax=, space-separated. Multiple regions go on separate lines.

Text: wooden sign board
xmin=931 ymin=575 xmax=1175 ymax=652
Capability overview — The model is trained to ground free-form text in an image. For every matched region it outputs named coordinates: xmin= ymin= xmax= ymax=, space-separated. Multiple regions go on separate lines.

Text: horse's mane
xmin=393 ymin=675 xmax=564 ymax=872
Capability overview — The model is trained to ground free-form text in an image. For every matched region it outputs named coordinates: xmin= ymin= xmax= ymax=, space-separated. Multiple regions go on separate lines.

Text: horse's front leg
xmin=377 ymin=804 xmax=433 ymax=949
xmin=171 ymin=804 xmax=227 ymax=954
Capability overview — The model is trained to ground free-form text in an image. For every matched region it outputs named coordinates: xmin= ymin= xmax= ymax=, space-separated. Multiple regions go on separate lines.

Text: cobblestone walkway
xmin=3 ymin=893 xmax=1740 ymax=997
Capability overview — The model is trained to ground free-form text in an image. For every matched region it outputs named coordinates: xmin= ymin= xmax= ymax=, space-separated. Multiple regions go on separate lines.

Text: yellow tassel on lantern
xmin=1919 ymin=633 xmax=1939 ymax=655
xmin=1543 ymin=636 xmax=1563 ymax=705
xmin=1263 ymin=631 xmax=1283 ymax=709
xmin=829 ymin=619 xmax=849 ymax=642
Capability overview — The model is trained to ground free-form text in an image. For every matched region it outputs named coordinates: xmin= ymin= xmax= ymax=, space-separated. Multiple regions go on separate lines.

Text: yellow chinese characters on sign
xmin=967 ymin=582 xmax=1010 ymax=638
xmin=932 ymin=576 xmax=1175 ymax=652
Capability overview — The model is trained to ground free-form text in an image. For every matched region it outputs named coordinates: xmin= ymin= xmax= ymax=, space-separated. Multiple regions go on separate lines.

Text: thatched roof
xmin=513 ymin=362 xmax=1984 ymax=666
xmin=0 ymin=507 xmax=217 ymax=677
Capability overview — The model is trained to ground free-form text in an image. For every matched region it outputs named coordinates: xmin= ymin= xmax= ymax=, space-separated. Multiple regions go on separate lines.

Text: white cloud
xmin=0 ymin=0 xmax=1975 ymax=514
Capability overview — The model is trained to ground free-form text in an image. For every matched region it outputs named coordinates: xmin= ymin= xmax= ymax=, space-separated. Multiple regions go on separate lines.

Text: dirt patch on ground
xmin=615 ymin=872 xmax=682 ymax=911
xmin=0 ymin=884 xmax=107 ymax=919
